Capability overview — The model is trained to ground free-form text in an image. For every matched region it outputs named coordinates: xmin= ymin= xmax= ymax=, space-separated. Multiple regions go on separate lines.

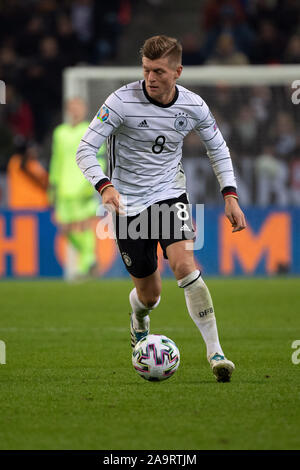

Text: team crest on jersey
xmin=97 ymin=105 xmax=109 ymax=122
xmin=174 ymin=113 xmax=188 ymax=131
xmin=122 ymin=252 xmax=132 ymax=267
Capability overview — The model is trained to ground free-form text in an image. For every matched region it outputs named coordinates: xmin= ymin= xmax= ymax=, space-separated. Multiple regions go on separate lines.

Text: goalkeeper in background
xmin=49 ymin=97 xmax=106 ymax=279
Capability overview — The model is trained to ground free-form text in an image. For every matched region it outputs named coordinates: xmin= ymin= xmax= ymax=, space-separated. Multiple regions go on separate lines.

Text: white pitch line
xmin=0 ymin=326 xmax=194 ymax=333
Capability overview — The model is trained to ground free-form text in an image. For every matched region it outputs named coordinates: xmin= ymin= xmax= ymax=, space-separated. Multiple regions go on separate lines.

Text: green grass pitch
xmin=0 ymin=278 xmax=299 ymax=450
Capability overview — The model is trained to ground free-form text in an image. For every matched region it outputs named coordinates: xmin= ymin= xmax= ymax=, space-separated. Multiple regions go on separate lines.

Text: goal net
xmin=64 ymin=65 xmax=300 ymax=206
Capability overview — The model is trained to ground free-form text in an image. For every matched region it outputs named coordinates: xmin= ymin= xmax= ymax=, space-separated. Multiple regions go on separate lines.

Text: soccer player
xmin=76 ymin=35 xmax=246 ymax=382
xmin=49 ymin=97 xmax=106 ymax=279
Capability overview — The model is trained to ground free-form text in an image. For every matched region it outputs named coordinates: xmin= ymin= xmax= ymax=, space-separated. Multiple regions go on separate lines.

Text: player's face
xmin=142 ymin=56 xmax=182 ymax=105
xmin=66 ymin=98 xmax=87 ymax=126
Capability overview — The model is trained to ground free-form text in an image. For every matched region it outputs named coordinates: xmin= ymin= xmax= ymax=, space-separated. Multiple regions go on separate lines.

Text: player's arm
xmin=76 ymin=93 xmax=124 ymax=213
xmin=48 ymin=127 xmax=60 ymax=204
xmin=194 ymin=100 xmax=246 ymax=233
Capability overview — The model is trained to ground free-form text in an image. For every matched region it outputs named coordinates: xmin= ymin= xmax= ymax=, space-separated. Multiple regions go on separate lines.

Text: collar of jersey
xmin=142 ymin=80 xmax=179 ymax=108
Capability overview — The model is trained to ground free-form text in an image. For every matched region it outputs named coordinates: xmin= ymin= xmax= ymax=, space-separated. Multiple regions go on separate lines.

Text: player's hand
xmin=101 ymin=186 xmax=125 ymax=215
xmin=224 ymin=197 xmax=246 ymax=233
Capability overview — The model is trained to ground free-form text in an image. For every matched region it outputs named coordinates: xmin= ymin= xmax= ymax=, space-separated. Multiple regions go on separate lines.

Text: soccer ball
xmin=132 ymin=334 xmax=180 ymax=381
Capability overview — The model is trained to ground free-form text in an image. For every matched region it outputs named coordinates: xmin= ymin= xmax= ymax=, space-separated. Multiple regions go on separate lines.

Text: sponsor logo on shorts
xmin=122 ymin=252 xmax=132 ymax=267
xmin=180 ymin=223 xmax=191 ymax=232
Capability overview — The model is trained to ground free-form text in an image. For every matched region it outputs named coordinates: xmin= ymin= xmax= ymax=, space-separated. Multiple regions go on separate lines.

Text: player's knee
xmin=171 ymin=259 xmax=196 ymax=280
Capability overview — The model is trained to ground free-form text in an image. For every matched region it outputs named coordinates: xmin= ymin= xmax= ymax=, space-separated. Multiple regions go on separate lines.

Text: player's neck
xmin=156 ymin=88 xmax=176 ymax=105
xmin=143 ymin=81 xmax=178 ymax=108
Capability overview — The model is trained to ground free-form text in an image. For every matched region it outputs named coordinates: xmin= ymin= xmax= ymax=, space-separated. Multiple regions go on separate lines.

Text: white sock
xmin=129 ymin=288 xmax=161 ymax=331
xmin=178 ymin=270 xmax=224 ymax=359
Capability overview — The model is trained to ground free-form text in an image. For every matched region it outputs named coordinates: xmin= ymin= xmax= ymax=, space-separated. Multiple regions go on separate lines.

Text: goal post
xmin=63 ymin=64 xmax=300 ymax=204
xmin=63 ymin=64 xmax=300 ymax=118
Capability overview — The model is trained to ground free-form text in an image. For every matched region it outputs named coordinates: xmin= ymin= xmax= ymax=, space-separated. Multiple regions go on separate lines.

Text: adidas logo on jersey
xmin=138 ymin=120 xmax=149 ymax=128
xmin=180 ymin=224 xmax=191 ymax=232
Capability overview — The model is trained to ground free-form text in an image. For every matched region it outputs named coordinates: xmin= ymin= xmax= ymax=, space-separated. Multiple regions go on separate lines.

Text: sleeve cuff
xmin=95 ymin=178 xmax=114 ymax=195
xmin=222 ymin=186 xmax=238 ymax=200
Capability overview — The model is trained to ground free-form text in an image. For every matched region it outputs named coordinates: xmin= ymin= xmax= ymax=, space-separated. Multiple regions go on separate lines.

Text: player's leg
xmin=56 ymin=198 xmax=97 ymax=278
xmin=69 ymin=198 xmax=98 ymax=277
xmin=114 ymin=210 xmax=162 ymax=347
xmin=166 ymin=239 xmax=235 ymax=382
xmin=166 ymin=239 xmax=224 ymax=357
xmin=130 ymin=269 xmax=162 ymax=311
xmin=67 ymin=229 xmax=96 ymax=276
xmin=129 ymin=269 xmax=162 ymax=346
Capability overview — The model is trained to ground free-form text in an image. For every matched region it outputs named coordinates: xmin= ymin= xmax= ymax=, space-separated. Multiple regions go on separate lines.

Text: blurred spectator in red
xmin=118 ymin=0 xmax=133 ymax=27
xmin=203 ymin=0 xmax=245 ymax=30
xmin=5 ymin=84 xmax=34 ymax=140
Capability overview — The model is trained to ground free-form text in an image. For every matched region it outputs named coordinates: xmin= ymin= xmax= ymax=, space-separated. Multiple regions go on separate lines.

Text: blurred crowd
xmin=182 ymin=0 xmax=300 ymax=66
xmin=0 ymin=0 xmax=135 ymax=172
xmin=185 ymin=83 xmax=300 ymax=161
xmin=183 ymin=82 xmax=300 ymax=204
xmin=0 ymin=0 xmax=299 ymax=207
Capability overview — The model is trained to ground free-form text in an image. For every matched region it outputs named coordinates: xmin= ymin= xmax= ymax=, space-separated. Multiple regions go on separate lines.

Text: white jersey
xmin=76 ymin=80 xmax=236 ymax=215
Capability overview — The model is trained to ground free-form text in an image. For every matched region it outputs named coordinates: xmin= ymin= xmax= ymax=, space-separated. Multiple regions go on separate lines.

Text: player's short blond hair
xmin=140 ymin=35 xmax=182 ymax=67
